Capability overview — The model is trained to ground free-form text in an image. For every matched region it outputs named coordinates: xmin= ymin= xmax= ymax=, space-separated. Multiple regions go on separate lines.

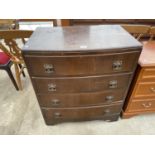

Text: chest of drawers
xmin=122 ymin=41 xmax=155 ymax=118
xmin=22 ymin=25 xmax=142 ymax=125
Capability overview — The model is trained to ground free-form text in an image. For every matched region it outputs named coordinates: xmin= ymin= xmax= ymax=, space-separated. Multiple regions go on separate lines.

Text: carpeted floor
xmin=0 ymin=67 xmax=155 ymax=135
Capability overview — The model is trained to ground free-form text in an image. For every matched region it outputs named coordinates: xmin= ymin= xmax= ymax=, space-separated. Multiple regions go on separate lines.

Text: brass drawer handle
xmin=53 ymin=112 xmax=62 ymax=118
xmin=44 ymin=64 xmax=54 ymax=74
xmin=150 ymin=87 xmax=155 ymax=93
xmin=106 ymin=95 xmax=114 ymax=102
xmin=104 ymin=109 xmax=111 ymax=113
xmin=142 ymin=102 xmax=152 ymax=108
xmin=113 ymin=60 xmax=122 ymax=71
xmin=48 ymin=83 xmax=56 ymax=92
xmin=51 ymin=99 xmax=60 ymax=106
xmin=109 ymin=80 xmax=117 ymax=89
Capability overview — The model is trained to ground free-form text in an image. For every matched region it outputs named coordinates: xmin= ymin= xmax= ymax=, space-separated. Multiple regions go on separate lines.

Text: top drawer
xmin=138 ymin=68 xmax=155 ymax=83
xmin=24 ymin=51 xmax=140 ymax=77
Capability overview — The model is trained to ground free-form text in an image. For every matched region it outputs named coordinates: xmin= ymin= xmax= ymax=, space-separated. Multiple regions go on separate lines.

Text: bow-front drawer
xmin=41 ymin=103 xmax=122 ymax=125
xmin=24 ymin=51 xmax=139 ymax=77
xmin=37 ymin=89 xmax=125 ymax=108
xmin=32 ymin=73 xmax=132 ymax=93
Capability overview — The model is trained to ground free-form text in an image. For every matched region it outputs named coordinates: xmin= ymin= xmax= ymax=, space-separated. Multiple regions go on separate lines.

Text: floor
xmin=0 ymin=67 xmax=155 ymax=135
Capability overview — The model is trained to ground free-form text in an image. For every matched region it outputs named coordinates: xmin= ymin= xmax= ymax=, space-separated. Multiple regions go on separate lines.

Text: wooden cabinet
xmin=61 ymin=19 xmax=155 ymax=26
xmin=22 ymin=25 xmax=142 ymax=125
xmin=122 ymin=41 xmax=155 ymax=118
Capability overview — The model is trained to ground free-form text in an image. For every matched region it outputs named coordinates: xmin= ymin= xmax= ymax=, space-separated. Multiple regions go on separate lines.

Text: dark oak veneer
xmin=37 ymin=89 xmax=125 ymax=108
xmin=24 ymin=51 xmax=140 ymax=77
xmin=32 ymin=73 xmax=132 ymax=93
xmin=22 ymin=25 xmax=142 ymax=125
xmin=41 ymin=103 xmax=122 ymax=125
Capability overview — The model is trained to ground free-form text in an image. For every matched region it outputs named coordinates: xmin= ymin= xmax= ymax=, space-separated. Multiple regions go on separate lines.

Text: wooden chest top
xmin=139 ymin=41 xmax=155 ymax=67
xmin=22 ymin=25 xmax=142 ymax=53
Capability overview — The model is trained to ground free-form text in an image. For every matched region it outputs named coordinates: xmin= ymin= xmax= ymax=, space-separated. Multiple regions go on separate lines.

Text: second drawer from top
xmin=32 ymin=73 xmax=132 ymax=94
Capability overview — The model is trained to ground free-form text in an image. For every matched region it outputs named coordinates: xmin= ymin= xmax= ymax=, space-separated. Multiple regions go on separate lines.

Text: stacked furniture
xmin=123 ymin=41 xmax=155 ymax=118
xmin=60 ymin=20 xmax=155 ymax=40
xmin=61 ymin=19 xmax=155 ymax=26
xmin=22 ymin=25 xmax=142 ymax=125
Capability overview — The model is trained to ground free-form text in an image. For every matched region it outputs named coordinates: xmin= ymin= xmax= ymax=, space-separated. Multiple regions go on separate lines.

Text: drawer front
xmin=37 ymin=89 xmax=125 ymax=108
xmin=41 ymin=104 xmax=122 ymax=124
xmin=135 ymin=82 xmax=155 ymax=97
xmin=45 ymin=114 xmax=120 ymax=125
xmin=128 ymin=99 xmax=155 ymax=112
xmin=33 ymin=73 xmax=132 ymax=93
xmin=140 ymin=68 xmax=155 ymax=82
xmin=24 ymin=52 xmax=139 ymax=77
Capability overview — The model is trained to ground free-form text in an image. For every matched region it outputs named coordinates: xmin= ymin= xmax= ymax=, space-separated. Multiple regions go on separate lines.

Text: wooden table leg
xmin=14 ymin=64 xmax=22 ymax=90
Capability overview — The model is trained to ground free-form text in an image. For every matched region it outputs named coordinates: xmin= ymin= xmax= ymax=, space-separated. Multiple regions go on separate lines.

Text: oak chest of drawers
xmin=122 ymin=41 xmax=155 ymax=118
xmin=22 ymin=25 xmax=142 ymax=125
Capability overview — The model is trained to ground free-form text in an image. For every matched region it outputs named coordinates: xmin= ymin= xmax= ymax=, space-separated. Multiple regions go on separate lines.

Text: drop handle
xmin=109 ymin=80 xmax=118 ymax=89
xmin=54 ymin=112 xmax=62 ymax=118
xmin=51 ymin=99 xmax=60 ymax=106
xmin=113 ymin=60 xmax=123 ymax=71
xmin=142 ymin=102 xmax=152 ymax=108
xmin=150 ymin=87 xmax=155 ymax=93
xmin=106 ymin=95 xmax=114 ymax=102
xmin=104 ymin=109 xmax=111 ymax=114
xmin=44 ymin=64 xmax=54 ymax=73
xmin=48 ymin=83 xmax=57 ymax=92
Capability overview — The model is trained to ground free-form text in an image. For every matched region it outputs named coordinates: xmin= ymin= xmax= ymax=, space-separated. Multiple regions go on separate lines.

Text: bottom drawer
xmin=41 ymin=103 xmax=122 ymax=125
xmin=128 ymin=99 xmax=155 ymax=112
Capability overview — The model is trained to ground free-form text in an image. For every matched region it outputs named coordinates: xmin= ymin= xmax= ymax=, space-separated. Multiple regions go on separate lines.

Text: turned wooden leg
xmin=6 ymin=67 xmax=19 ymax=91
xmin=18 ymin=64 xmax=26 ymax=77
xmin=14 ymin=64 xmax=22 ymax=90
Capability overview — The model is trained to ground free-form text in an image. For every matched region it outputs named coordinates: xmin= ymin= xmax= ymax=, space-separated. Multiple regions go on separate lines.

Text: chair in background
xmin=0 ymin=19 xmax=17 ymax=30
xmin=0 ymin=30 xmax=33 ymax=90
xmin=0 ymin=49 xmax=19 ymax=90
xmin=121 ymin=24 xmax=150 ymax=41
xmin=149 ymin=26 xmax=155 ymax=41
